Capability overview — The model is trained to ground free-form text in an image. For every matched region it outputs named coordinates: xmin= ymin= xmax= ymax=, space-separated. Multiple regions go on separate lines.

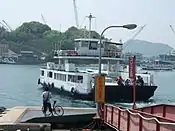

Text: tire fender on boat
xmin=71 ymin=88 xmax=75 ymax=95
xmin=51 ymin=83 xmax=54 ymax=88
xmin=60 ymin=86 xmax=64 ymax=91
xmin=38 ymin=78 xmax=40 ymax=85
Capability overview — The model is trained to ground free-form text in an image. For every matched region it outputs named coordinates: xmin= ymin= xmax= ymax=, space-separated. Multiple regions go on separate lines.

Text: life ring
xmin=60 ymin=86 xmax=64 ymax=91
xmin=51 ymin=83 xmax=54 ymax=88
xmin=38 ymin=78 xmax=40 ymax=85
xmin=71 ymin=88 xmax=75 ymax=95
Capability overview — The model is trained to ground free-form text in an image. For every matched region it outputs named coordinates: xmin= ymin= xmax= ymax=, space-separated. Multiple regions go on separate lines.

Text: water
xmin=0 ymin=64 xmax=175 ymax=108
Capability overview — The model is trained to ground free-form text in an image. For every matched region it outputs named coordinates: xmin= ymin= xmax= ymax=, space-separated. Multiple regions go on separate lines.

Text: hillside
xmin=123 ymin=39 xmax=174 ymax=56
xmin=0 ymin=21 xmax=100 ymax=57
xmin=1 ymin=21 xmax=174 ymax=58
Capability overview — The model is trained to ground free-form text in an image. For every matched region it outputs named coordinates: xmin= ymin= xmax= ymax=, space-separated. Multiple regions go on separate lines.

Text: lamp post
xmin=96 ymin=24 xmax=137 ymax=116
xmin=99 ymin=24 xmax=137 ymax=75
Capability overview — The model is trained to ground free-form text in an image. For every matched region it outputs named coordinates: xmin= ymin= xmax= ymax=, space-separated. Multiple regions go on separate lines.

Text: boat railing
xmin=41 ymin=63 xmax=65 ymax=71
xmin=102 ymin=104 xmax=175 ymax=131
xmin=104 ymin=49 xmax=121 ymax=57
xmin=55 ymin=49 xmax=122 ymax=58
xmin=121 ymin=72 xmax=155 ymax=86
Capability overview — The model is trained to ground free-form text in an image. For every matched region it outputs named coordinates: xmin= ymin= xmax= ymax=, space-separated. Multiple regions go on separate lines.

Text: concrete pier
xmin=0 ymin=106 xmax=96 ymax=131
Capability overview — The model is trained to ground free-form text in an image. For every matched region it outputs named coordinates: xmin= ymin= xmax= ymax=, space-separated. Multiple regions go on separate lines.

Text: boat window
xmin=56 ymin=73 xmax=66 ymax=81
xmin=41 ymin=70 xmax=44 ymax=76
xmin=81 ymin=41 xmax=89 ymax=47
xmin=54 ymin=73 xmax=56 ymax=79
xmin=47 ymin=71 xmax=52 ymax=78
xmin=89 ymin=41 xmax=97 ymax=50
xmin=105 ymin=78 xmax=113 ymax=83
xmin=78 ymin=76 xmax=83 ymax=83
xmin=68 ymin=75 xmax=71 ymax=81
xmin=68 ymin=75 xmax=83 ymax=83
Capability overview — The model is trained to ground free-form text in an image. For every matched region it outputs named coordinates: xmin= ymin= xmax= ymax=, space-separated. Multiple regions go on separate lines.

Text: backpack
xmin=43 ymin=92 xmax=50 ymax=102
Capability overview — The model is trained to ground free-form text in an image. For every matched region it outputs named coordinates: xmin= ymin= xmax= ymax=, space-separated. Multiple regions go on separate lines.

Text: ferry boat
xmin=158 ymin=49 xmax=175 ymax=65
xmin=141 ymin=60 xmax=174 ymax=71
xmin=38 ymin=38 xmax=157 ymax=102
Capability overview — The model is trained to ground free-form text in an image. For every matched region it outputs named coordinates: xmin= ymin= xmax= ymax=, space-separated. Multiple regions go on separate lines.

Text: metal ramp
xmin=0 ymin=106 xmax=96 ymax=130
xmin=102 ymin=104 xmax=175 ymax=131
xmin=19 ymin=107 xmax=96 ymax=122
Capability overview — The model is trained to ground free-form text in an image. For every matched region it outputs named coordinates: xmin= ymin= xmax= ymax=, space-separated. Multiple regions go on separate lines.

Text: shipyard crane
xmin=41 ymin=14 xmax=47 ymax=24
xmin=0 ymin=22 xmax=9 ymax=31
xmin=130 ymin=24 xmax=146 ymax=40
xmin=122 ymin=24 xmax=146 ymax=49
xmin=73 ymin=0 xmax=79 ymax=28
xmin=169 ymin=25 xmax=175 ymax=36
xmin=2 ymin=20 xmax=13 ymax=31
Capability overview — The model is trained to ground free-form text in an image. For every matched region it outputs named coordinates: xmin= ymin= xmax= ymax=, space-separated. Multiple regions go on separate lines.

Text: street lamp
xmin=96 ymin=24 xmax=137 ymax=117
xmin=99 ymin=24 xmax=137 ymax=75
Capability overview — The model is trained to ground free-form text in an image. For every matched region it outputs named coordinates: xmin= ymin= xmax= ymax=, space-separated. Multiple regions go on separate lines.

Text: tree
xmin=15 ymin=21 xmax=51 ymax=38
xmin=0 ymin=21 xmax=102 ymax=59
xmin=43 ymin=30 xmax=62 ymax=43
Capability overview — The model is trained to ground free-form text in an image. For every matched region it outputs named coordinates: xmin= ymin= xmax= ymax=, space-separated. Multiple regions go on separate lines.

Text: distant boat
xmin=0 ymin=57 xmax=16 ymax=64
xmin=158 ymin=49 xmax=175 ymax=66
xmin=141 ymin=60 xmax=174 ymax=71
xmin=14 ymin=51 xmax=41 ymax=65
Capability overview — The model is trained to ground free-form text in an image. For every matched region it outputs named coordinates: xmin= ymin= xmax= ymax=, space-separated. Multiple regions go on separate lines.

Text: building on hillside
xmin=0 ymin=42 xmax=8 ymax=57
xmin=8 ymin=49 xmax=19 ymax=58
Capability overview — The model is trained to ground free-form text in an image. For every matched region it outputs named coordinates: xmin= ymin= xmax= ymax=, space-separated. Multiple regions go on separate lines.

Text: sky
xmin=0 ymin=0 xmax=175 ymax=49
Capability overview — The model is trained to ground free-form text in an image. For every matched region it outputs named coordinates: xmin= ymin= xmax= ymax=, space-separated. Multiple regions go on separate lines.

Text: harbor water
xmin=0 ymin=64 xmax=175 ymax=108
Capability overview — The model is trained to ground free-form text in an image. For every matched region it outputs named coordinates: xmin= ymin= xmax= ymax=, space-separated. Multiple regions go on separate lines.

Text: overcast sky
xmin=0 ymin=0 xmax=175 ymax=49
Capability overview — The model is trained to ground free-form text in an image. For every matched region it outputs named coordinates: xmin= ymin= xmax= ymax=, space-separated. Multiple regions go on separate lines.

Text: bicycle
xmin=42 ymin=100 xmax=64 ymax=117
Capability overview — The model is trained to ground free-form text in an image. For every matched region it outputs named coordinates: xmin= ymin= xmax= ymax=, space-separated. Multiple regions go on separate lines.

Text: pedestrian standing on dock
xmin=42 ymin=87 xmax=53 ymax=116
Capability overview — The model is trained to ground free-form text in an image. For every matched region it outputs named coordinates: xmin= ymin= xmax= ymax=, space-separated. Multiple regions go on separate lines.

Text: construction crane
xmin=2 ymin=20 xmax=13 ymax=31
xmin=130 ymin=24 xmax=146 ymax=40
xmin=169 ymin=25 xmax=175 ymax=36
xmin=0 ymin=22 xmax=9 ymax=31
xmin=122 ymin=24 xmax=146 ymax=49
xmin=73 ymin=0 xmax=79 ymax=28
xmin=41 ymin=14 xmax=47 ymax=24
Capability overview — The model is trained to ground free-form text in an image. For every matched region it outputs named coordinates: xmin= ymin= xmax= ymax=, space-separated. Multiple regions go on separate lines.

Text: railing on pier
xmin=102 ymin=104 xmax=175 ymax=131
xmin=137 ymin=104 xmax=175 ymax=121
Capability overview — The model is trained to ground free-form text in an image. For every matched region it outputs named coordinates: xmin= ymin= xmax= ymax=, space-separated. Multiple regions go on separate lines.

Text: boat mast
xmin=86 ymin=13 xmax=95 ymax=38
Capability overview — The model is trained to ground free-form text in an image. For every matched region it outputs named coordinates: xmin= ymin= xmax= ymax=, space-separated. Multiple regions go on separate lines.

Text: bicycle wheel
xmin=54 ymin=105 xmax=64 ymax=116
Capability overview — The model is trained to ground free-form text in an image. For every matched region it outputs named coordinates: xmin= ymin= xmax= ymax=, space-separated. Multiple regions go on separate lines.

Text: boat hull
xmin=39 ymin=82 xmax=157 ymax=102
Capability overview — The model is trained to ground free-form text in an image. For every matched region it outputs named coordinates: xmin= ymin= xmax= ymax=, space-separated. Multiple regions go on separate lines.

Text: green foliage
xmin=0 ymin=21 xmax=101 ymax=57
xmin=16 ymin=21 xmax=51 ymax=38
xmin=43 ymin=30 xmax=62 ymax=43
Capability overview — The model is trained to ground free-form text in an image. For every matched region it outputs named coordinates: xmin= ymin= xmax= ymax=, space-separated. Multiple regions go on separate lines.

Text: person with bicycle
xmin=42 ymin=87 xmax=53 ymax=116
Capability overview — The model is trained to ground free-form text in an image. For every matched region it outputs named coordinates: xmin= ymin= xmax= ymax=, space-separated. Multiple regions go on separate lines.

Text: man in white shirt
xmin=42 ymin=87 xmax=53 ymax=116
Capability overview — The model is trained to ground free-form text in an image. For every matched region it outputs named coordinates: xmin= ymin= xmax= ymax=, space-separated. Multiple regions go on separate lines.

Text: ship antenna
xmin=86 ymin=13 xmax=95 ymax=39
